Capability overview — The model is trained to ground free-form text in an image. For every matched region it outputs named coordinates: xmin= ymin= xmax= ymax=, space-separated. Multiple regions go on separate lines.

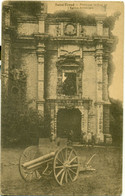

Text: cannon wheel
xmin=53 ymin=146 xmax=79 ymax=185
xmin=19 ymin=146 xmax=42 ymax=182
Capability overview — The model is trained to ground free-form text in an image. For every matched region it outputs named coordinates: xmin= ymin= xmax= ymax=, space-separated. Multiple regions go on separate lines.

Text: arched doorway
xmin=57 ymin=108 xmax=81 ymax=142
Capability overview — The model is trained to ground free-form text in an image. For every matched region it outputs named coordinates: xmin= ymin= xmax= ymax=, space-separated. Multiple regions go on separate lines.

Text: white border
xmin=0 ymin=0 xmax=124 ymax=195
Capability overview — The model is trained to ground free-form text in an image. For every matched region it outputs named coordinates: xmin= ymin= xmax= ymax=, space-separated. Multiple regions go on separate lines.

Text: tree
xmin=110 ymin=98 xmax=123 ymax=146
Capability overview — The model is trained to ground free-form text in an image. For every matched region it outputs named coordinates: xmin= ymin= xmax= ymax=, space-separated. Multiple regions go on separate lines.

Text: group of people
xmin=50 ymin=129 xmax=104 ymax=146
xmin=49 ymin=129 xmax=74 ymax=145
xmin=81 ymin=131 xmax=104 ymax=146
xmin=81 ymin=131 xmax=95 ymax=146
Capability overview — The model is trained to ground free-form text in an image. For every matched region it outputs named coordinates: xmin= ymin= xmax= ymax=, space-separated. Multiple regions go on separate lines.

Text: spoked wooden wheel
xmin=53 ymin=146 xmax=79 ymax=186
xmin=19 ymin=146 xmax=41 ymax=182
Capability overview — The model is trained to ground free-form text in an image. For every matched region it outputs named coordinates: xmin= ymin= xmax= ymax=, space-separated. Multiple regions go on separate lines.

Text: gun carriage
xmin=19 ymin=142 xmax=79 ymax=186
xmin=19 ymin=139 xmax=96 ymax=186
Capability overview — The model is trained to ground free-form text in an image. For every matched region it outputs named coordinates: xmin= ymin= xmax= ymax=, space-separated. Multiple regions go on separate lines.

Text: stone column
xmin=50 ymin=106 xmax=55 ymax=133
xmin=81 ymin=113 xmax=84 ymax=133
xmin=54 ymin=104 xmax=58 ymax=137
xmin=50 ymin=103 xmax=57 ymax=141
xmin=38 ymin=15 xmax=46 ymax=34
xmin=38 ymin=3 xmax=47 ymax=34
xmin=60 ymin=23 xmax=64 ymax=36
xmin=96 ymin=103 xmax=104 ymax=143
xmin=95 ymin=43 xmax=104 ymax=142
xmin=96 ymin=20 xmax=103 ymax=36
xmin=36 ymin=8 xmax=47 ymax=115
xmin=95 ymin=44 xmax=103 ymax=101
xmin=37 ymin=42 xmax=45 ymax=116
xmin=88 ymin=101 xmax=95 ymax=134
xmin=83 ymin=104 xmax=88 ymax=133
xmin=96 ymin=15 xmax=105 ymax=36
xmin=77 ymin=23 xmax=80 ymax=36
xmin=103 ymin=55 xmax=109 ymax=101
xmin=88 ymin=114 xmax=96 ymax=134
xmin=79 ymin=107 xmax=84 ymax=133
xmin=96 ymin=104 xmax=103 ymax=134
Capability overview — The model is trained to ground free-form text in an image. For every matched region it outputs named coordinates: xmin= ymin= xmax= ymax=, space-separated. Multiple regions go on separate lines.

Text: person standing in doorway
xmin=67 ymin=130 xmax=74 ymax=145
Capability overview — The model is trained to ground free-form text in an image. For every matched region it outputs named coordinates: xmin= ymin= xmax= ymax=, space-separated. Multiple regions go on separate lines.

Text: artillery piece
xmin=19 ymin=142 xmax=79 ymax=186
xmin=19 ymin=140 xmax=96 ymax=186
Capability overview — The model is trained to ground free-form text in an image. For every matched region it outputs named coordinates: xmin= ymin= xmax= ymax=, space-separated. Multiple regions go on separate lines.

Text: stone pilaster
xmin=95 ymin=44 xmax=103 ymax=101
xmin=77 ymin=23 xmax=80 ymax=36
xmin=103 ymin=55 xmax=109 ymax=101
xmin=36 ymin=7 xmax=47 ymax=115
xmin=88 ymin=113 xmax=96 ymax=134
xmin=96 ymin=104 xmax=103 ymax=134
xmin=88 ymin=102 xmax=96 ymax=134
xmin=50 ymin=106 xmax=55 ymax=133
xmin=96 ymin=15 xmax=105 ymax=36
xmin=54 ymin=105 xmax=58 ymax=136
xmin=38 ymin=3 xmax=47 ymax=34
xmin=81 ymin=112 xmax=84 ymax=133
xmin=78 ymin=107 xmax=84 ymax=133
xmin=60 ymin=23 xmax=64 ymax=36
xmin=38 ymin=15 xmax=46 ymax=34
xmin=83 ymin=104 xmax=88 ymax=133
xmin=96 ymin=20 xmax=103 ymax=36
xmin=37 ymin=42 xmax=45 ymax=115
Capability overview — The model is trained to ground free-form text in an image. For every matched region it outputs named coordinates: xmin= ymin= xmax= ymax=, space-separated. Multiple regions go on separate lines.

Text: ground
xmin=1 ymin=146 xmax=122 ymax=196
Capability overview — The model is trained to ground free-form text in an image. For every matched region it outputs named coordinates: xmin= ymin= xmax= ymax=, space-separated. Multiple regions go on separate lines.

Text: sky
xmin=0 ymin=1 xmax=124 ymax=101
xmin=106 ymin=2 xmax=124 ymax=101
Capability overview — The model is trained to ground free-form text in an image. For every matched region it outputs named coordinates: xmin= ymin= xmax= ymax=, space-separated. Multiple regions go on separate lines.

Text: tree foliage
xmin=110 ymin=98 xmax=123 ymax=146
xmin=1 ymin=96 xmax=51 ymax=147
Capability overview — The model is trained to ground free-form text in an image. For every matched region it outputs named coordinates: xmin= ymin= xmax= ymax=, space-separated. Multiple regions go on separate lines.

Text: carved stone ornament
xmin=10 ymin=68 xmax=27 ymax=81
xmin=56 ymin=57 xmax=83 ymax=72
xmin=64 ymin=23 xmax=77 ymax=36
xmin=56 ymin=25 xmax=61 ymax=36
xmin=81 ymin=26 xmax=86 ymax=36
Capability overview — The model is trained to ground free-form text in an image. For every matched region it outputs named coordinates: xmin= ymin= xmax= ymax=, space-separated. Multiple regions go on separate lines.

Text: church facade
xmin=2 ymin=2 xmax=115 ymax=144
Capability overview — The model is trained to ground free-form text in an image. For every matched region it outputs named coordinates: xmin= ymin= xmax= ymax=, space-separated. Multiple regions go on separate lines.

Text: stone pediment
xmin=57 ymin=46 xmax=83 ymax=70
xmin=56 ymin=57 xmax=83 ymax=72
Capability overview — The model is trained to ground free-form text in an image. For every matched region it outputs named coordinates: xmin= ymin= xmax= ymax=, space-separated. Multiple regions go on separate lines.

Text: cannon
xmin=19 ymin=144 xmax=79 ymax=186
xmin=19 ymin=139 xmax=96 ymax=186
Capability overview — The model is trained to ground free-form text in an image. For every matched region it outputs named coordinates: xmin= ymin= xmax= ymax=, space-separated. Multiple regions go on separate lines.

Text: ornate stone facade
xmin=2 ymin=2 xmax=115 ymax=144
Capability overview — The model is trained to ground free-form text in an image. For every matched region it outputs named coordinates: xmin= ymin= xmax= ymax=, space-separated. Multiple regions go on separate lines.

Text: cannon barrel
xmin=22 ymin=152 xmax=55 ymax=169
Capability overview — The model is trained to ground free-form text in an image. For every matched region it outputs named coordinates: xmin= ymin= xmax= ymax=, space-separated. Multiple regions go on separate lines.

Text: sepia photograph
xmin=1 ymin=1 xmax=124 ymax=195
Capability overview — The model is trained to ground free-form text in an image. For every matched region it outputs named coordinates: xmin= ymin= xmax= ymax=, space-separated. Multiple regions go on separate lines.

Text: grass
xmin=1 ymin=146 xmax=122 ymax=195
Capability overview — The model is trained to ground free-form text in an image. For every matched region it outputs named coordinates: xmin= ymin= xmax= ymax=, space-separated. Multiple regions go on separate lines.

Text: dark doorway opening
xmin=57 ymin=108 xmax=81 ymax=142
